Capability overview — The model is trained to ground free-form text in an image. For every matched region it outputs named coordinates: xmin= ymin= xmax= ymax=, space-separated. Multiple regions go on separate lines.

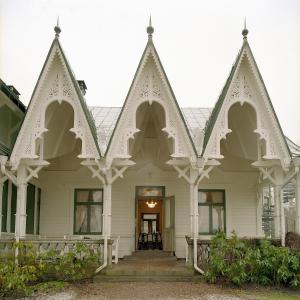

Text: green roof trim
xmin=105 ymin=38 xmax=198 ymax=156
xmin=202 ymin=39 xmax=291 ymax=158
xmin=11 ymin=37 xmax=101 ymax=158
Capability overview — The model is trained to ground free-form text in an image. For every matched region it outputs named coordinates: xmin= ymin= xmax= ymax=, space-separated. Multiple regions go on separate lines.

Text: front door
xmin=163 ymin=196 xmax=175 ymax=252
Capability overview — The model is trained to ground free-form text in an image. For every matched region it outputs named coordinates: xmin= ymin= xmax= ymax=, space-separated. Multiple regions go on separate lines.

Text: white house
xmin=1 ymin=20 xmax=300 ymax=268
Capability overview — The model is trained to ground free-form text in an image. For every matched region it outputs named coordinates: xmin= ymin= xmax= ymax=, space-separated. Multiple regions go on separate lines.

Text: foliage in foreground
xmin=0 ymin=242 xmax=98 ymax=298
xmin=205 ymin=232 xmax=300 ymax=287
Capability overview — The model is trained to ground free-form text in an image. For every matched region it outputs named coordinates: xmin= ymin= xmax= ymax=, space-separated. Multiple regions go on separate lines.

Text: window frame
xmin=74 ymin=188 xmax=103 ymax=235
xmin=198 ymin=189 xmax=226 ymax=235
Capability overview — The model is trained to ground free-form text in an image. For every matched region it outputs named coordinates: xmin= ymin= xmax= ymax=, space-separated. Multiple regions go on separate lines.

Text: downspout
xmin=193 ymin=173 xmax=204 ymax=274
xmin=95 ymin=179 xmax=108 ymax=273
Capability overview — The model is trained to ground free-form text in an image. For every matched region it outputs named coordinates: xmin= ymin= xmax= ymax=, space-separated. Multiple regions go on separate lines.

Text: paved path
xmin=73 ymin=282 xmax=245 ymax=300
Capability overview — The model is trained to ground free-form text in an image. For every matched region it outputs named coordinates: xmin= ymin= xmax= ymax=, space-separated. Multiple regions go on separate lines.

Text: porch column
xmin=189 ymin=184 xmax=194 ymax=236
xmin=15 ymin=165 xmax=27 ymax=239
xmin=105 ymin=183 xmax=112 ymax=238
xmin=256 ymin=188 xmax=263 ymax=237
xmin=279 ymin=187 xmax=286 ymax=246
xmin=0 ymin=180 xmax=4 ymax=236
xmin=274 ymin=185 xmax=281 ymax=239
xmin=295 ymin=172 xmax=300 ymax=234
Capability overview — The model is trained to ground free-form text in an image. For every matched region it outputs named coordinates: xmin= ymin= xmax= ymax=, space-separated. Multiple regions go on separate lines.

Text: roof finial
xmin=146 ymin=15 xmax=154 ymax=40
xmin=54 ymin=16 xmax=61 ymax=38
xmin=242 ymin=17 xmax=248 ymax=39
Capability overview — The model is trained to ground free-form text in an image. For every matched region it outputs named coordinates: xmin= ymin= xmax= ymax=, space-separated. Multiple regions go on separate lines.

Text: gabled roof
xmin=201 ymin=34 xmax=291 ymax=158
xmin=105 ymin=27 xmax=198 ymax=156
xmin=10 ymin=28 xmax=101 ymax=159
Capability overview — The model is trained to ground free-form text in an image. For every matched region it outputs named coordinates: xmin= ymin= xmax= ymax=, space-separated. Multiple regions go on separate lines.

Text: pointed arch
xmin=202 ymin=40 xmax=291 ymax=169
xmin=106 ymin=39 xmax=197 ymax=166
xmin=10 ymin=37 xmax=100 ymax=169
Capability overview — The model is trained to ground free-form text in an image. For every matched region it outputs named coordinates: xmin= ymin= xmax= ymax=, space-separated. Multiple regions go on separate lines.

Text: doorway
xmin=135 ymin=186 xmax=175 ymax=252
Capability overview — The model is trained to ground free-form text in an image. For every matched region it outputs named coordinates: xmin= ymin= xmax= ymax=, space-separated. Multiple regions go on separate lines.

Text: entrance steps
xmin=95 ymin=250 xmax=200 ymax=282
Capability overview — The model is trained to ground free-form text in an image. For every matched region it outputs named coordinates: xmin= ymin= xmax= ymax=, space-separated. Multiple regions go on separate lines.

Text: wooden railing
xmin=0 ymin=237 xmax=113 ymax=265
xmin=185 ymin=236 xmax=281 ymax=269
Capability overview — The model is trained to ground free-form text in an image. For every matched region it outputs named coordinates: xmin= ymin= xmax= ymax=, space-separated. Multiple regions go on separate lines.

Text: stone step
xmin=122 ymin=255 xmax=177 ymax=261
xmin=123 ymin=250 xmax=175 ymax=259
xmin=101 ymin=264 xmax=194 ymax=276
xmin=94 ymin=274 xmax=201 ymax=283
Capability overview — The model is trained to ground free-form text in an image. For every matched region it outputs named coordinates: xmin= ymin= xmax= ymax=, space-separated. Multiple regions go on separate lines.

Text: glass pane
xmin=152 ymin=221 xmax=157 ymax=233
xmin=211 ymin=192 xmax=224 ymax=204
xmin=199 ymin=191 xmax=224 ymax=204
xmin=90 ymin=205 xmax=102 ymax=233
xmin=198 ymin=206 xmax=210 ymax=233
xmin=143 ymin=214 xmax=157 ymax=220
xmin=138 ymin=187 xmax=162 ymax=197
xmin=198 ymin=191 xmax=207 ymax=203
xmin=92 ymin=190 xmax=103 ymax=203
xmin=75 ymin=206 xmax=88 ymax=232
xmin=143 ymin=221 xmax=148 ymax=233
xmin=212 ymin=206 xmax=225 ymax=232
xmin=76 ymin=191 xmax=89 ymax=202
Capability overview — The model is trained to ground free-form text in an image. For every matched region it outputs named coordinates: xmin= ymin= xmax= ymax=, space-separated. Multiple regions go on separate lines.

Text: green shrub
xmin=205 ymin=232 xmax=300 ymax=287
xmin=39 ymin=243 xmax=98 ymax=281
xmin=0 ymin=242 xmax=98 ymax=298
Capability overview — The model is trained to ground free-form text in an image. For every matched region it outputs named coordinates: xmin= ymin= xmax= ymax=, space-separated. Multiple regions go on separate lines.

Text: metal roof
xmin=89 ymin=106 xmax=300 ymax=157
xmin=90 ymin=106 xmax=212 ymax=154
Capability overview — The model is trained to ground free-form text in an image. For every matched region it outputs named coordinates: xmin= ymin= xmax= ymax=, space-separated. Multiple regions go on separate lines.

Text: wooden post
xmin=0 ymin=181 xmax=4 ymax=236
xmin=274 ymin=185 xmax=281 ymax=239
xmin=256 ymin=188 xmax=263 ymax=236
xmin=189 ymin=184 xmax=194 ymax=236
xmin=295 ymin=173 xmax=300 ymax=234
xmin=16 ymin=165 xmax=27 ymax=238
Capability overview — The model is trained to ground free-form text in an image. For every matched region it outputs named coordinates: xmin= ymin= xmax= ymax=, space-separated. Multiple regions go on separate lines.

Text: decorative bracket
xmin=0 ymin=156 xmax=18 ymax=186
xmin=82 ymin=158 xmax=135 ymax=185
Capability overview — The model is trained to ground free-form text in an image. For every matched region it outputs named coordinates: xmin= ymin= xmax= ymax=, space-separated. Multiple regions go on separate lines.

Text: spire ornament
xmin=146 ymin=15 xmax=154 ymax=40
xmin=242 ymin=18 xmax=248 ymax=39
xmin=54 ymin=17 xmax=61 ymax=38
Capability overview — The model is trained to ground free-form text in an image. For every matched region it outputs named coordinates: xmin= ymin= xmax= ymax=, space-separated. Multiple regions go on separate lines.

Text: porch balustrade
xmin=0 ymin=237 xmax=113 ymax=265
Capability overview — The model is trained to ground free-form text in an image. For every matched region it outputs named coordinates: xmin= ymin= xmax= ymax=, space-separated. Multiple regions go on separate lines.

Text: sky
xmin=1 ymin=0 xmax=300 ymax=144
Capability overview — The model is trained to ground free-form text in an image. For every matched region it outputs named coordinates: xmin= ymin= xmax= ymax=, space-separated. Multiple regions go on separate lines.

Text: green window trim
xmin=26 ymin=183 xmax=35 ymax=235
xmin=74 ymin=189 xmax=103 ymax=235
xmin=10 ymin=184 xmax=17 ymax=233
xmin=198 ymin=189 xmax=226 ymax=235
xmin=1 ymin=180 xmax=8 ymax=232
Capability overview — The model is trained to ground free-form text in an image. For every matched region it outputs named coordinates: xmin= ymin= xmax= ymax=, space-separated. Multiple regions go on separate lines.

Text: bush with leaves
xmin=205 ymin=232 xmax=300 ymax=287
xmin=0 ymin=242 xmax=99 ymax=298
xmin=39 ymin=243 xmax=98 ymax=281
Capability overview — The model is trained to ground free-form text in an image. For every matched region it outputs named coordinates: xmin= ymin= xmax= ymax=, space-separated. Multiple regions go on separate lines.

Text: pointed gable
xmin=10 ymin=28 xmax=100 ymax=168
xmin=106 ymin=25 xmax=197 ymax=164
xmin=202 ymin=31 xmax=291 ymax=169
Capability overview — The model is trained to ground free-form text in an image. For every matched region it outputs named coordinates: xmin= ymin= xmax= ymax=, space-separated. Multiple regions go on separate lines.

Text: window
xmin=137 ymin=186 xmax=164 ymax=197
xmin=198 ymin=190 xmax=225 ymax=234
xmin=74 ymin=189 xmax=103 ymax=234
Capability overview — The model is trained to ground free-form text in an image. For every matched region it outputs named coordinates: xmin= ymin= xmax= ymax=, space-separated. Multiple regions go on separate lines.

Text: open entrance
xmin=135 ymin=186 xmax=175 ymax=252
